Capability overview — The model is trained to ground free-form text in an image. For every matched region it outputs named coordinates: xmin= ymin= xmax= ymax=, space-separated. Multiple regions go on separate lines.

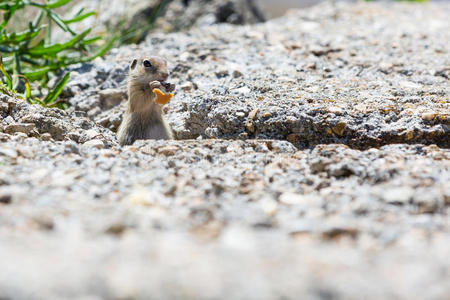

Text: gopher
xmin=117 ymin=56 xmax=175 ymax=146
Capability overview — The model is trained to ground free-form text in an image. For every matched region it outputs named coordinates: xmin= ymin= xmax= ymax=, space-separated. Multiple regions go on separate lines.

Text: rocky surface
xmin=0 ymin=2 xmax=449 ymax=300
xmin=66 ymin=2 xmax=449 ymax=149
xmin=0 ymin=94 xmax=116 ymax=147
xmin=0 ymin=135 xmax=449 ymax=299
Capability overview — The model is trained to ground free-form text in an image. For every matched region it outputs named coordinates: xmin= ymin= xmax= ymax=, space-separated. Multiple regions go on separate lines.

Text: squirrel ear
xmin=130 ymin=59 xmax=137 ymax=70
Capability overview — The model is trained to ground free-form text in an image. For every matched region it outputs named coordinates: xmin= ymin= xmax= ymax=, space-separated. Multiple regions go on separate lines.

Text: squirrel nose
xmin=160 ymin=72 xmax=169 ymax=80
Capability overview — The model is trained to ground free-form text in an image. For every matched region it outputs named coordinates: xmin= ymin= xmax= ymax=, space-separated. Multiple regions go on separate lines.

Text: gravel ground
xmin=0 ymin=2 xmax=449 ymax=300
xmin=67 ymin=1 xmax=449 ymax=148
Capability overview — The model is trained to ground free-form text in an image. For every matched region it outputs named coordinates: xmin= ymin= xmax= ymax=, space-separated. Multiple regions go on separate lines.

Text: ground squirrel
xmin=117 ymin=56 xmax=175 ymax=146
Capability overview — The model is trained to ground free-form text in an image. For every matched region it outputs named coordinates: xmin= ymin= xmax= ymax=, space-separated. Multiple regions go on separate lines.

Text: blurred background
xmin=259 ymin=0 xmax=328 ymax=17
xmin=259 ymin=0 xmax=446 ymax=17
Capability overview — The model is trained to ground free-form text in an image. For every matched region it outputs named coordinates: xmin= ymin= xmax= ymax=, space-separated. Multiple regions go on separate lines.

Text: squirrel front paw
xmin=150 ymin=81 xmax=176 ymax=93
xmin=149 ymin=81 xmax=162 ymax=90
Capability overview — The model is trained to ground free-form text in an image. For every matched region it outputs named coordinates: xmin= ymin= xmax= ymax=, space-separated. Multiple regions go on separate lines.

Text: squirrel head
xmin=129 ymin=56 xmax=169 ymax=87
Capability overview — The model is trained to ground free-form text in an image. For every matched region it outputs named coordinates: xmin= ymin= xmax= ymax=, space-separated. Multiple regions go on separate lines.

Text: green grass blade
xmin=64 ymin=11 xmax=96 ymax=24
xmin=48 ymin=11 xmax=75 ymax=35
xmin=27 ymin=2 xmax=47 ymax=8
xmin=20 ymin=56 xmax=43 ymax=66
xmin=81 ymin=35 xmax=117 ymax=62
xmin=28 ymin=28 xmax=91 ymax=56
xmin=0 ymin=55 xmax=13 ymax=65
xmin=33 ymin=10 xmax=44 ymax=27
xmin=18 ymin=75 xmax=32 ymax=99
xmin=74 ymin=8 xmax=85 ymax=16
xmin=43 ymin=72 xmax=69 ymax=105
xmin=81 ymin=36 xmax=101 ymax=46
xmin=23 ymin=66 xmax=53 ymax=81
xmin=0 ymin=45 xmax=14 ymax=53
xmin=45 ymin=0 xmax=73 ymax=9
xmin=0 ymin=2 xmax=22 ymax=10
xmin=0 ymin=25 xmax=46 ymax=43
xmin=0 ymin=3 xmax=20 ymax=30
xmin=14 ymin=52 xmax=21 ymax=73
xmin=0 ymin=55 xmax=12 ymax=89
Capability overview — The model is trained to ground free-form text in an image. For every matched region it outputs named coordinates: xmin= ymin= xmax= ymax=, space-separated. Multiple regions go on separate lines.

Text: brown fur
xmin=117 ymin=56 xmax=175 ymax=146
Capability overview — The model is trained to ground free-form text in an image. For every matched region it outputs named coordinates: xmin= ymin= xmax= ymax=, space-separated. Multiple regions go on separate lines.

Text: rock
xmin=233 ymin=70 xmax=243 ymax=78
xmin=332 ymin=122 xmax=347 ymax=136
xmin=328 ymin=106 xmax=343 ymax=115
xmin=382 ymin=187 xmax=414 ymax=205
xmin=4 ymin=123 xmax=35 ymax=135
xmin=215 ymin=69 xmax=229 ymax=78
xmin=421 ymin=112 xmax=436 ymax=121
xmin=310 ymin=157 xmax=332 ymax=173
xmin=64 ymin=141 xmax=80 ymax=154
xmin=378 ymin=62 xmax=393 ymax=74
xmin=3 ymin=116 xmax=14 ymax=124
xmin=286 ymin=134 xmax=300 ymax=144
xmin=140 ymin=145 xmax=156 ymax=155
xmin=0 ymin=147 xmax=17 ymax=158
xmin=20 ymin=112 xmax=68 ymax=141
xmin=123 ymin=145 xmax=140 ymax=153
xmin=245 ymin=121 xmax=255 ymax=133
xmin=67 ymin=131 xmax=81 ymax=143
xmin=0 ymin=101 xmax=9 ymax=114
xmin=40 ymin=133 xmax=52 ymax=141
xmin=279 ymin=192 xmax=302 ymax=205
xmin=260 ymin=200 xmax=278 ymax=216
xmin=83 ymin=139 xmax=105 ymax=149
xmin=98 ymin=88 xmax=126 ymax=109
xmin=157 ymin=145 xmax=179 ymax=156
xmin=0 ymin=95 xmax=117 ymax=147
xmin=399 ymin=81 xmax=421 ymax=89
xmin=16 ymin=146 xmax=34 ymax=158
xmin=0 ymin=193 xmax=12 ymax=204
xmin=248 ymin=109 xmax=259 ymax=120
xmin=180 ymin=82 xmax=193 ymax=91
xmin=269 ymin=140 xmax=297 ymax=153
xmin=321 ymin=225 xmax=359 ymax=240
xmin=1 ymin=129 xmax=10 ymax=139
xmin=81 ymin=129 xmax=103 ymax=142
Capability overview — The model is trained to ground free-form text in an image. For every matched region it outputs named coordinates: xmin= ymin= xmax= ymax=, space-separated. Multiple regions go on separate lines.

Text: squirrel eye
xmin=143 ymin=60 xmax=152 ymax=68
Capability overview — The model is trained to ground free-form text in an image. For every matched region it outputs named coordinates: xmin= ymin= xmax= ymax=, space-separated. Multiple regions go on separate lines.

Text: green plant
xmin=0 ymin=0 xmax=116 ymax=108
